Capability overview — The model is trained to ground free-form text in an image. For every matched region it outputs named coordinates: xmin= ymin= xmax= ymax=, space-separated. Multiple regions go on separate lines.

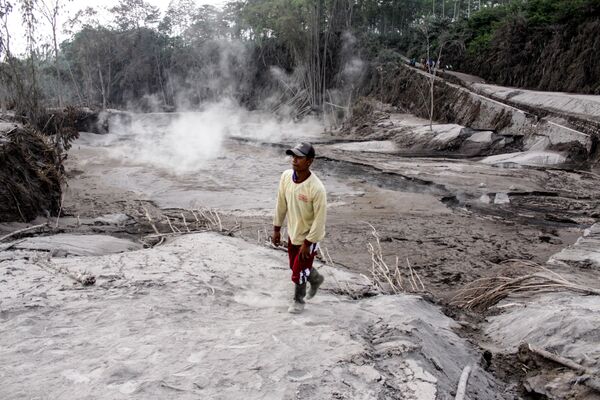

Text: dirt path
xmin=58 ymin=132 xmax=592 ymax=304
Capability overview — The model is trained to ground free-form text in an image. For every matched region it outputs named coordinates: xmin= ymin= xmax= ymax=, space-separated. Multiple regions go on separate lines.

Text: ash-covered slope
xmin=0 ymin=233 xmax=503 ymax=399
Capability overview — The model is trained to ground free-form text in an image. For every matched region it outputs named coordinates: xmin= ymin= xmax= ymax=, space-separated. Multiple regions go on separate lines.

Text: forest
xmin=1 ymin=0 xmax=599 ymax=125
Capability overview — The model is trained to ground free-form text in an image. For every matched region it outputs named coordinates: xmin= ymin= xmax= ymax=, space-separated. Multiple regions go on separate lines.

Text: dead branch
xmin=0 ymin=223 xmax=48 ymax=242
xmin=144 ymin=230 xmax=210 ymax=239
xmin=165 ymin=216 xmax=179 ymax=233
xmin=263 ymin=239 xmax=287 ymax=252
xmin=224 ymin=223 xmax=240 ymax=236
xmin=527 ymin=343 xmax=589 ymax=373
xmin=0 ymin=238 xmax=26 ymax=252
xmin=211 ymin=209 xmax=222 ymax=231
xmin=141 ymin=205 xmax=160 ymax=235
xmin=181 ymin=213 xmax=190 ymax=233
xmin=524 ymin=343 xmax=600 ymax=393
xmin=36 ymin=257 xmax=95 ymax=286
xmin=366 ymin=223 xmax=426 ymax=295
xmin=191 ymin=210 xmax=200 ymax=224
xmin=54 ymin=192 xmax=64 ymax=228
xmin=455 ymin=365 xmax=472 ymax=400
xmin=322 ymin=246 xmax=335 ymax=266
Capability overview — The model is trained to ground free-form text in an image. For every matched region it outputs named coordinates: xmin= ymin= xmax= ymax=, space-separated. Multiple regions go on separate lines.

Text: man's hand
xmin=300 ymin=241 xmax=311 ymax=260
xmin=272 ymin=228 xmax=281 ymax=246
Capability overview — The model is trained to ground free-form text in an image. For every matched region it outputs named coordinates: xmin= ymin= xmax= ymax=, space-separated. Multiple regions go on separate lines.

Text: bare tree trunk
xmin=425 ymin=31 xmax=433 ymax=130
xmin=315 ymin=0 xmax=322 ymax=108
xmin=97 ymin=60 xmax=106 ymax=109
xmin=23 ymin=0 xmax=41 ymax=122
xmin=106 ymin=62 xmax=111 ymax=106
xmin=39 ymin=0 xmax=63 ymax=107
xmin=321 ymin=0 xmax=337 ymax=110
xmin=66 ymin=60 xmax=84 ymax=105
xmin=429 ymin=42 xmax=446 ymax=130
xmin=155 ymin=50 xmax=167 ymax=107
xmin=1 ymin=4 xmax=11 ymax=57
xmin=51 ymin=28 xmax=62 ymax=107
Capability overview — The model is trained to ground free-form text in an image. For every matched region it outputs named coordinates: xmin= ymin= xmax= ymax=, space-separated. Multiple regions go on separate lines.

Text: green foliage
xmin=109 ymin=0 xmax=160 ymax=30
xmin=466 ymin=31 xmax=492 ymax=56
xmin=524 ymin=0 xmax=597 ymax=25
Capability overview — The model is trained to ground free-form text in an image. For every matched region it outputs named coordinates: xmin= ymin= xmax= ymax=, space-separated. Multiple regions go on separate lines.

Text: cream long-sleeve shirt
xmin=273 ymin=169 xmax=327 ymax=245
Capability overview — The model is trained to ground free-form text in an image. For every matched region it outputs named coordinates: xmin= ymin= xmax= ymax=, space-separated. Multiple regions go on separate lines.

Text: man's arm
xmin=272 ymin=173 xmax=287 ymax=245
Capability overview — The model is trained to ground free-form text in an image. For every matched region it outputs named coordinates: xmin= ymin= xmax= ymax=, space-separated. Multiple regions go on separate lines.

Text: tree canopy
xmin=1 ymin=0 xmax=598 ymax=117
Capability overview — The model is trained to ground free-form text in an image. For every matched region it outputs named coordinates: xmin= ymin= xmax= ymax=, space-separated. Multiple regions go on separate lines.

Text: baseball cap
xmin=286 ymin=142 xmax=315 ymax=158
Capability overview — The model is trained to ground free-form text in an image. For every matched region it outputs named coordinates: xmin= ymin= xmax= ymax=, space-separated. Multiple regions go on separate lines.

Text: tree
xmin=185 ymin=5 xmax=228 ymax=43
xmin=63 ymin=27 xmax=118 ymax=108
xmin=160 ymin=0 xmax=196 ymax=37
xmin=38 ymin=0 xmax=65 ymax=106
xmin=240 ymin=0 xmax=356 ymax=111
xmin=109 ymin=0 xmax=160 ymax=30
xmin=0 ymin=0 xmax=12 ymax=58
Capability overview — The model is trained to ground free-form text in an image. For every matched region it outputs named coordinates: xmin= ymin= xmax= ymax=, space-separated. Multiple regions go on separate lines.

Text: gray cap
xmin=286 ymin=142 xmax=315 ymax=158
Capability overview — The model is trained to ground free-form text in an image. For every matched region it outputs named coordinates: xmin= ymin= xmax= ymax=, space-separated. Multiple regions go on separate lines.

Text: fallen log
xmin=523 ymin=343 xmax=600 ymax=393
xmin=0 ymin=223 xmax=48 ymax=242
xmin=455 ymin=365 xmax=472 ymax=400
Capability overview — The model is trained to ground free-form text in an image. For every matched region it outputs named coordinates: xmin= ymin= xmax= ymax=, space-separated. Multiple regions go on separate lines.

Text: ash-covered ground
xmin=1 ymin=108 xmax=600 ymax=399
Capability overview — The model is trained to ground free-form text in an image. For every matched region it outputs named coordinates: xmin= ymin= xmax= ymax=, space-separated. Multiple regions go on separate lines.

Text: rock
xmin=549 ymin=223 xmax=600 ymax=270
xmin=466 ymin=131 xmax=493 ymax=144
xmin=494 ymin=193 xmax=510 ymax=204
xmin=480 ymin=151 xmax=567 ymax=167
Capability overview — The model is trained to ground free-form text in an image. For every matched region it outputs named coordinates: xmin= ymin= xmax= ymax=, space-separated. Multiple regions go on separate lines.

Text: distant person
xmin=409 ymin=58 xmax=416 ymax=67
xmin=272 ymin=142 xmax=327 ymax=314
xmin=427 ymin=58 xmax=435 ymax=72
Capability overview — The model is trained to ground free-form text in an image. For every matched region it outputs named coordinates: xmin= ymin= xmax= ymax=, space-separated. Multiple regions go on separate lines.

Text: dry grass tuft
xmin=140 ymin=207 xmax=239 ymax=247
xmin=366 ymin=223 xmax=425 ymax=294
xmin=451 ymin=259 xmax=600 ymax=311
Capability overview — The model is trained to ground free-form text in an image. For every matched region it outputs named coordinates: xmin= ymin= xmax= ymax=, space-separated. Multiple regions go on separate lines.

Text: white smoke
xmin=104 ymin=99 xmax=323 ymax=174
xmin=342 ymin=58 xmax=365 ymax=80
xmin=100 ymin=39 xmax=324 ymax=175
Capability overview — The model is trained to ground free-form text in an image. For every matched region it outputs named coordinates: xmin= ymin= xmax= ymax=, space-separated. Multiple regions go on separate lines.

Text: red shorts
xmin=288 ymin=238 xmax=318 ymax=284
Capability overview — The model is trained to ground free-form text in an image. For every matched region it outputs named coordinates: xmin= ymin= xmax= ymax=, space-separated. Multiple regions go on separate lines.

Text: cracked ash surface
xmin=0 ymin=234 xmax=503 ymax=399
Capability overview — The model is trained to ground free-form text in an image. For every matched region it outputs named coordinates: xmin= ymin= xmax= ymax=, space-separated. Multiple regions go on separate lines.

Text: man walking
xmin=272 ymin=142 xmax=327 ymax=314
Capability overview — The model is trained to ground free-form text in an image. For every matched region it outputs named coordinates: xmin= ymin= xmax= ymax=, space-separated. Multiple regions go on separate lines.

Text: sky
xmin=5 ymin=0 xmax=227 ymax=55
